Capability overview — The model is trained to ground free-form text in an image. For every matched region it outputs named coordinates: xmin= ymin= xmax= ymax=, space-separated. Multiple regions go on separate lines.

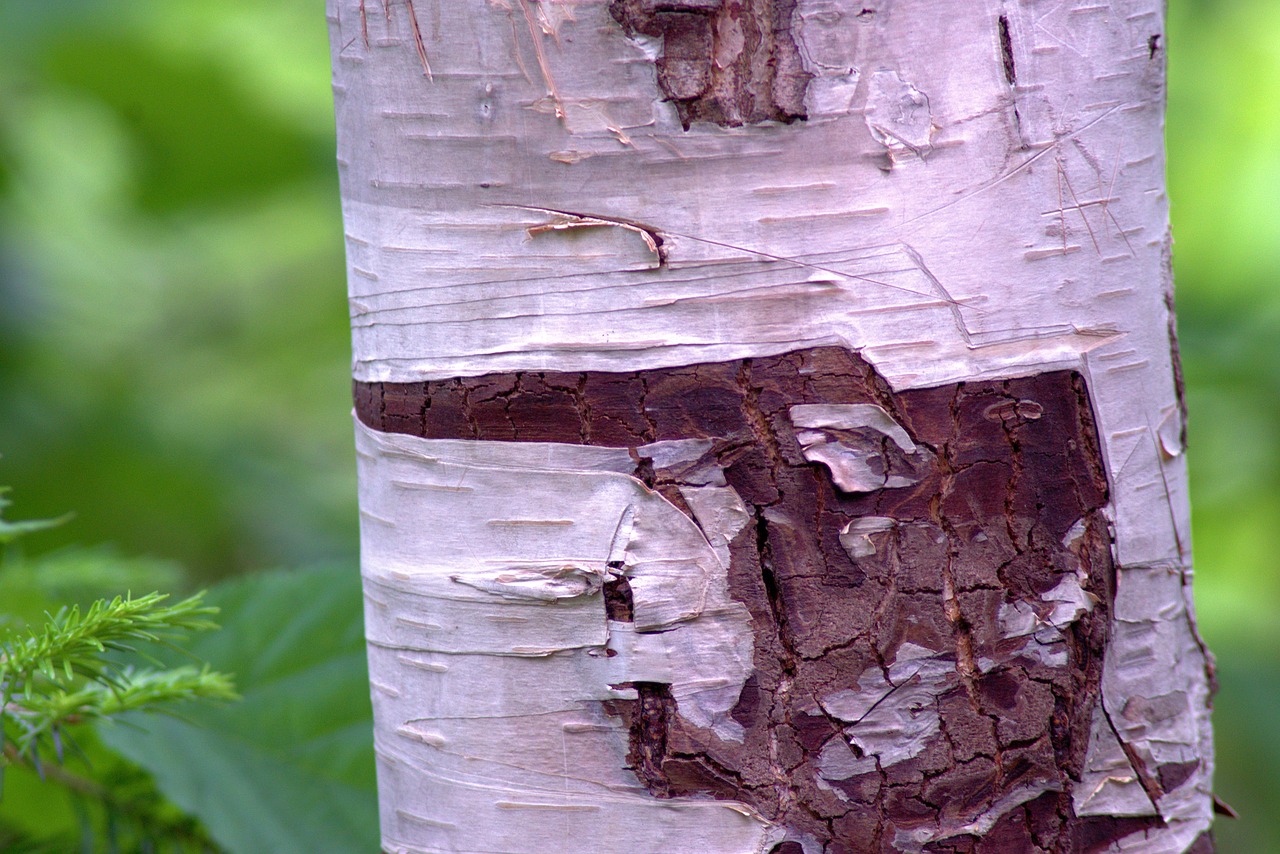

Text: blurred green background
xmin=0 ymin=0 xmax=1275 ymax=849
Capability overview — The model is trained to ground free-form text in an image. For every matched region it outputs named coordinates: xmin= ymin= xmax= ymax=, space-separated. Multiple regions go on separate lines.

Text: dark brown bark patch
xmin=997 ymin=15 xmax=1017 ymax=86
xmin=355 ymin=348 xmax=1148 ymax=851
xmin=609 ymin=0 xmax=811 ymax=128
xmin=603 ymin=566 xmax=635 ymax=622
xmin=628 ymin=682 xmax=676 ymax=796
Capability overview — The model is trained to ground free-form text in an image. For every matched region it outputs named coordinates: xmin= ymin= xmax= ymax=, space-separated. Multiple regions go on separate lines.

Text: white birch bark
xmin=328 ymin=1 xmax=1214 ymax=851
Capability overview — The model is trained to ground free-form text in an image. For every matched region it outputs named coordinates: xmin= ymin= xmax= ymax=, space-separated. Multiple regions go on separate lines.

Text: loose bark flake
xmin=353 ymin=346 xmax=1164 ymax=851
xmin=334 ymin=0 xmax=1213 ymax=849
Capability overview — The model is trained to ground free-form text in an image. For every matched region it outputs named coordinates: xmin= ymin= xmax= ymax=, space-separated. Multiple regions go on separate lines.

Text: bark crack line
xmin=458 ymin=379 xmax=480 ymax=439
xmin=354 ymin=354 xmax=1139 ymax=850
xmin=754 ymin=506 xmax=797 ymax=668
xmin=937 ymin=384 xmax=980 ymax=707
xmin=997 ymin=14 xmax=1017 ymax=86
xmin=574 ymin=372 xmax=593 ymax=444
xmin=1100 ymin=699 xmax=1166 ymax=820
xmin=626 ymin=681 xmax=675 ymax=797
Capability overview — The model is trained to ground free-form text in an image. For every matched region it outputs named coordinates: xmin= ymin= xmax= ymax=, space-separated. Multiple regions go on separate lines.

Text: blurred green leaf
xmin=1166 ymin=1 xmax=1280 ymax=849
xmin=0 ymin=0 xmax=354 ymax=581
xmin=42 ymin=36 xmax=324 ymax=214
xmin=0 ymin=548 xmax=185 ymax=630
xmin=96 ymin=565 xmax=377 ymax=854
xmin=0 ymin=724 xmax=212 ymax=852
xmin=0 ymin=487 xmax=67 ymax=546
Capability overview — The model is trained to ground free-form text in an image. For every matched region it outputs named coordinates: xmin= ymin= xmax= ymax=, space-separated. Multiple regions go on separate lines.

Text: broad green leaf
xmin=96 ymin=565 xmax=377 ymax=854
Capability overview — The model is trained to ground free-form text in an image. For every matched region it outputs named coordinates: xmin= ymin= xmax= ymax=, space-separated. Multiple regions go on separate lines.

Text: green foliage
xmin=1 ymin=506 xmax=235 ymax=769
xmin=0 ymin=488 xmax=67 ymax=545
xmin=98 ymin=565 xmax=378 ymax=854
xmin=0 ymin=0 xmax=1276 ymax=849
xmin=0 ymin=0 xmax=355 ymax=580
xmin=0 ymin=497 xmax=236 ymax=852
xmin=0 ymin=495 xmax=377 ymax=853
xmin=5 ymin=592 xmax=218 ymax=684
xmin=0 ymin=590 xmax=235 ymax=753
xmin=0 ymin=735 xmax=223 ymax=854
xmin=0 ymin=491 xmax=378 ymax=850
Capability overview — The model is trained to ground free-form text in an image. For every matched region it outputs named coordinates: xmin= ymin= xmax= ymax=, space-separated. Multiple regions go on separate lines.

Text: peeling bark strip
xmin=332 ymin=0 xmax=1214 ymax=849
xmin=352 ymin=347 xmax=1179 ymax=851
xmin=609 ymin=0 xmax=811 ymax=127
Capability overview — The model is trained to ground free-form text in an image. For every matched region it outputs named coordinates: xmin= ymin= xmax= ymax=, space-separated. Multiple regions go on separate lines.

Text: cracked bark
xmin=609 ymin=0 xmax=810 ymax=127
xmin=334 ymin=1 xmax=1212 ymax=849
xmin=355 ymin=347 xmax=1157 ymax=851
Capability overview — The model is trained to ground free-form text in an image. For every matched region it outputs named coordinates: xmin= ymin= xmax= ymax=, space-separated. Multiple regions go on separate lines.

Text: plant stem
xmin=1 ymin=741 xmax=220 ymax=851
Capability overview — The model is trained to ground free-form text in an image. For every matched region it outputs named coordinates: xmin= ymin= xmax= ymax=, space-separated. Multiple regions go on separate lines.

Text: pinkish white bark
xmin=329 ymin=1 xmax=1214 ymax=851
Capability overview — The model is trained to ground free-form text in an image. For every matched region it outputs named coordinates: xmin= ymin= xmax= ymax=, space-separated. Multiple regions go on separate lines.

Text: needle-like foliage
xmin=1 ymin=593 xmax=238 ymax=758
xmin=3 ymin=591 xmax=221 ymax=687
xmin=0 ymin=492 xmax=237 ymax=803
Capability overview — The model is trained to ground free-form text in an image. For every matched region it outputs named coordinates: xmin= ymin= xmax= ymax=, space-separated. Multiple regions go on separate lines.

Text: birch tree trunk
xmin=327 ymin=1 xmax=1216 ymax=851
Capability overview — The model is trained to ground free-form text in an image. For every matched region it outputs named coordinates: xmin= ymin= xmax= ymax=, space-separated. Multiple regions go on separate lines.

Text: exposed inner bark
xmin=355 ymin=347 xmax=1164 ymax=851
xmin=609 ymin=0 xmax=811 ymax=128
xmin=997 ymin=15 xmax=1017 ymax=86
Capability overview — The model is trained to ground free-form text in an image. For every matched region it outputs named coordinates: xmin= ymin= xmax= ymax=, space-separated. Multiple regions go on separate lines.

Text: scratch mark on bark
xmin=518 ymin=0 xmax=565 ymax=119
xmin=496 ymin=203 xmax=981 ymax=316
xmin=904 ymin=106 xmax=1120 ymax=227
xmin=1060 ymin=159 xmax=1101 ymax=256
xmin=405 ymin=0 xmax=434 ymax=80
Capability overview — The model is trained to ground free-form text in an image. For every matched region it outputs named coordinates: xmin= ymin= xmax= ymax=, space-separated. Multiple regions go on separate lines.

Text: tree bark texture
xmin=329 ymin=1 xmax=1214 ymax=851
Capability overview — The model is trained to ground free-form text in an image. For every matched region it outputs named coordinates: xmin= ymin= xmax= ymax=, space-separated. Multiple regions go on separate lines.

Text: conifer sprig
xmin=0 ymin=491 xmax=237 ymax=809
xmin=1 ymin=592 xmax=236 ymax=763
xmin=2 ymin=591 xmax=220 ymax=685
